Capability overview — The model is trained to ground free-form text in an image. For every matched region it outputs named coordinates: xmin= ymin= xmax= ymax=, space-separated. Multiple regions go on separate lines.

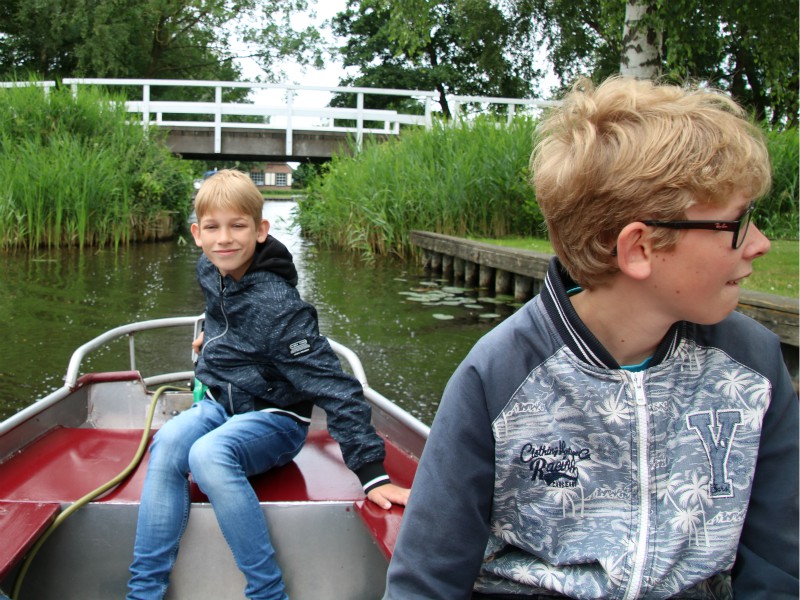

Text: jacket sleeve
xmin=269 ymin=296 xmax=388 ymax=485
xmin=732 ymin=345 xmax=799 ymax=598
xmin=383 ymin=359 xmax=496 ymax=599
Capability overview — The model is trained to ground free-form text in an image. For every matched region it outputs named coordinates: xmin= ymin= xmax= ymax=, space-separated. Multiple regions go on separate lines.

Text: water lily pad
xmin=479 ymin=313 xmax=502 ymax=319
xmin=432 ymin=313 xmax=455 ymax=320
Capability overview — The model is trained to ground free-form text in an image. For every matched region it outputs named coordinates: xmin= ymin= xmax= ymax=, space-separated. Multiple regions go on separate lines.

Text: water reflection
xmin=0 ymin=202 xmax=519 ymax=424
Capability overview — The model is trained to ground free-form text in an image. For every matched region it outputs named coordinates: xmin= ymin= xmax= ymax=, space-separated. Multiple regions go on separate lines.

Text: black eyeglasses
xmin=641 ymin=202 xmax=756 ymax=249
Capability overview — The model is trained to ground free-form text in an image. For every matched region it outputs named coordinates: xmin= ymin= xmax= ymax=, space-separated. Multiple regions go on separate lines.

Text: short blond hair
xmin=194 ymin=170 xmax=264 ymax=224
xmin=530 ymin=76 xmax=771 ymax=288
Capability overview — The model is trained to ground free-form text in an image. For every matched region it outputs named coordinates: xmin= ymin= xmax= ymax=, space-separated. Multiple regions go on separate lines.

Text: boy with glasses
xmin=384 ymin=77 xmax=798 ymax=599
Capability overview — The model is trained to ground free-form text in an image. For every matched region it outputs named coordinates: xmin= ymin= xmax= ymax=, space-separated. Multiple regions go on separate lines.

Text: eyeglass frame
xmin=640 ymin=201 xmax=756 ymax=249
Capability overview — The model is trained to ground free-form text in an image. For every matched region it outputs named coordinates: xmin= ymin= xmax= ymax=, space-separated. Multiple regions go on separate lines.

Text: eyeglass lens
xmin=735 ymin=207 xmax=753 ymax=249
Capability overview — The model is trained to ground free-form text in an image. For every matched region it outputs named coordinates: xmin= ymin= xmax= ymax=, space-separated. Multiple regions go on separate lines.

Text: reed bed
xmin=760 ymin=128 xmax=799 ymax=239
xmin=296 ymin=116 xmax=542 ymax=259
xmin=296 ymin=117 xmax=798 ymax=258
xmin=0 ymin=82 xmax=193 ymax=250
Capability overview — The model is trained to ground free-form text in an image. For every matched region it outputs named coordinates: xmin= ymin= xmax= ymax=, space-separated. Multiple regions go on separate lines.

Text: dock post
xmin=496 ymin=270 xmax=513 ymax=295
xmin=453 ymin=257 xmax=465 ymax=282
xmin=430 ymin=252 xmax=443 ymax=273
xmin=514 ymin=275 xmax=534 ymax=302
xmin=479 ymin=265 xmax=495 ymax=289
xmin=442 ymin=254 xmax=454 ymax=278
xmin=464 ymin=262 xmax=478 ymax=287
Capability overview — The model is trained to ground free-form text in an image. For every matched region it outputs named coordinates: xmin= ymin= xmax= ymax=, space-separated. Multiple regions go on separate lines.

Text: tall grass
xmin=760 ymin=128 xmax=799 ymax=239
xmin=296 ymin=118 xmax=799 ymax=258
xmin=296 ymin=117 xmax=542 ymax=259
xmin=0 ymin=82 xmax=193 ymax=250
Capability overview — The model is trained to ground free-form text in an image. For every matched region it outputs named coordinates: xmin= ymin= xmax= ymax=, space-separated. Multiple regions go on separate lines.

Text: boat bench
xmin=0 ymin=425 xmax=415 ymax=574
xmin=0 ymin=501 xmax=61 ymax=581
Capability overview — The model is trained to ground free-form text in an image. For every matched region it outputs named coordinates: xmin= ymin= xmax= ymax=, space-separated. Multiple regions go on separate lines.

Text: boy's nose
xmin=744 ymin=224 xmax=771 ymax=259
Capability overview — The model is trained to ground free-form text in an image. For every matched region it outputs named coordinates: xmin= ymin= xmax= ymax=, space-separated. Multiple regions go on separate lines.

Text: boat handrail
xmin=3 ymin=315 xmax=430 ymax=439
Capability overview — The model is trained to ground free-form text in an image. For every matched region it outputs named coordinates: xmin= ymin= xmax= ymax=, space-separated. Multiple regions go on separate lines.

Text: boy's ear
xmin=257 ymin=219 xmax=270 ymax=243
xmin=190 ymin=222 xmax=202 ymax=247
xmin=615 ymin=222 xmax=653 ymax=281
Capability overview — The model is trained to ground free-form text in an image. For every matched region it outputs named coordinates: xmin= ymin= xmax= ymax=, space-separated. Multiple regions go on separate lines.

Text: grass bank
xmin=472 ymin=236 xmax=798 ymax=297
xmin=0 ymin=82 xmax=193 ymax=250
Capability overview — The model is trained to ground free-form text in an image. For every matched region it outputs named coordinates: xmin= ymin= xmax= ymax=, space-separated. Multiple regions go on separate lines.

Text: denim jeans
xmin=127 ymin=398 xmax=307 ymax=600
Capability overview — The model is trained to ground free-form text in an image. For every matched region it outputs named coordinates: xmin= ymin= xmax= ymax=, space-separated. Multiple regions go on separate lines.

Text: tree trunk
xmin=620 ymin=0 xmax=661 ymax=79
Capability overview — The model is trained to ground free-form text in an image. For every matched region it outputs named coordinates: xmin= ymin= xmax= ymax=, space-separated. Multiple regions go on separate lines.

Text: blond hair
xmin=194 ymin=170 xmax=264 ymax=224
xmin=530 ymin=76 xmax=771 ymax=288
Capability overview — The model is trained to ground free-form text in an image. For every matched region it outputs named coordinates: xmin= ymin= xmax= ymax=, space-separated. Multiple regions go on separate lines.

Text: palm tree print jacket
xmin=385 ymin=258 xmax=798 ymax=600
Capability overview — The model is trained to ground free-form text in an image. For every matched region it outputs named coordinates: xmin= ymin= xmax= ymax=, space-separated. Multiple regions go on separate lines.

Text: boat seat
xmin=0 ymin=426 xmax=416 ymax=505
xmin=0 ymin=501 xmax=61 ymax=580
xmin=0 ymin=425 xmax=416 ymax=564
xmin=353 ymin=500 xmax=404 ymax=560
xmin=351 ymin=440 xmax=417 ymax=560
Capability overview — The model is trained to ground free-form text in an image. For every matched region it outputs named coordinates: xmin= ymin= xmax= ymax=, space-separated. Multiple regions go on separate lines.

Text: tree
xmin=330 ymin=0 xmax=543 ymax=118
xmin=0 ymin=0 xmax=327 ymax=99
xmin=517 ymin=0 xmax=798 ymax=125
xmin=0 ymin=0 xmax=240 ymax=81
xmin=620 ymin=0 xmax=661 ymax=80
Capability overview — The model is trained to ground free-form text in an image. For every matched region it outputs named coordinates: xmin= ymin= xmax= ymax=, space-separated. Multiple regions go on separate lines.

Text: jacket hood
xmin=248 ymin=234 xmax=298 ymax=286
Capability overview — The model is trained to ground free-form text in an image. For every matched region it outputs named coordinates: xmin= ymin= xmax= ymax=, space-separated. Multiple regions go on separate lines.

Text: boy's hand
xmin=367 ymin=483 xmax=410 ymax=510
xmin=192 ymin=331 xmax=204 ymax=355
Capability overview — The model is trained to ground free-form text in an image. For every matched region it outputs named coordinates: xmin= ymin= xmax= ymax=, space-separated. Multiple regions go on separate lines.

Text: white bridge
xmin=6 ymin=78 xmax=557 ymax=161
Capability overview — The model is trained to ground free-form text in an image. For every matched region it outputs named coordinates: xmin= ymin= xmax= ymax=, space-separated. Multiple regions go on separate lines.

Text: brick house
xmin=249 ymin=163 xmax=293 ymax=190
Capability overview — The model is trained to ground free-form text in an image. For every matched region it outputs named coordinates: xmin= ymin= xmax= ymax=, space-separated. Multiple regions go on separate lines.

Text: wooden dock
xmin=410 ymin=230 xmax=799 ymax=377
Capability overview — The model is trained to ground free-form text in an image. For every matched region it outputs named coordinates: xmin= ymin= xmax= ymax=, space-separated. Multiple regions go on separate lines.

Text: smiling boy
xmin=384 ymin=77 xmax=798 ymax=599
xmin=128 ymin=170 xmax=408 ymax=600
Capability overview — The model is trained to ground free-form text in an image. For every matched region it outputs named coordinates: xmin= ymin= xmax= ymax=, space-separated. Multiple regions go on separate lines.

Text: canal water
xmin=0 ymin=201 xmax=520 ymax=424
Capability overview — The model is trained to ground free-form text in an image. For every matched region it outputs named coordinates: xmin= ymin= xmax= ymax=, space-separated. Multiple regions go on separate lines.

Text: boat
xmin=0 ymin=316 xmax=428 ymax=600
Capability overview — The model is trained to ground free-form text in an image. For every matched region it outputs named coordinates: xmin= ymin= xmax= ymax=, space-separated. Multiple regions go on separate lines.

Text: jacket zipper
xmin=200 ymin=276 xmax=231 ymax=411
xmin=623 ymin=371 xmax=649 ymax=600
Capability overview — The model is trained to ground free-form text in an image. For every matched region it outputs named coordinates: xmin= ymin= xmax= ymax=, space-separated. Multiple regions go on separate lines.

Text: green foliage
xmin=295 ymin=116 xmax=543 ymax=259
xmin=525 ymin=0 xmax=798 ymax=126
xmin=330 ymin=0 xmax=542 ymax=117
xmin=0 ymin=0 xmax=249 ymax=82
xmin=0 ymin=82 xmax=193 ymax=250
xmin=295 ymin=119 xmax=798 ymax=259
xmin=0 ymin=0 xmax=329 ymax=88
xmin=759 ymin=128 xmax=799 ymax=238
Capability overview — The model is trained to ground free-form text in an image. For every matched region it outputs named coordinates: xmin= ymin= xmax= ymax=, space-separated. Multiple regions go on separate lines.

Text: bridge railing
xmin=5 ymin=79 xmax=558 ymax=156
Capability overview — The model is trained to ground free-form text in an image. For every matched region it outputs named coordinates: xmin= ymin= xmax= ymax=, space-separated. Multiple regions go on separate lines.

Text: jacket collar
xmin=541 ymin=257 xmax=682 ymax=370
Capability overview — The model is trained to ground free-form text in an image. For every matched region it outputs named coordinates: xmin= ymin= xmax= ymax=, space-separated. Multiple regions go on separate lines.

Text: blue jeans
xmin=127 ymin=398 xmax=307 ymax=600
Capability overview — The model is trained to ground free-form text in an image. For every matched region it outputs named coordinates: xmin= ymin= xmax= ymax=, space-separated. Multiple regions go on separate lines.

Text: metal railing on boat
xmin=1 ymin=315 xmax=430 ymax=440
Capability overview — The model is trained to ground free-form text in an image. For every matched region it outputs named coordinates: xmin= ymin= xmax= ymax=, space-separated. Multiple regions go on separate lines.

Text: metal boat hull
xmin=0 ymin=316 xmax=427 ymax=600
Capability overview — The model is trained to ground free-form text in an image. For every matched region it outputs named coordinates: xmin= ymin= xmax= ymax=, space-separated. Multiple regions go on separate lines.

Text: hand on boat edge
xmin=367 ymin=483 xmax=410 ymax=510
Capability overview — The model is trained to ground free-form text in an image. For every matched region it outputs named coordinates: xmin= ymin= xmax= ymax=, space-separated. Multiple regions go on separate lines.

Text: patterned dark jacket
xmin=194 ymin=235 xmax=389 ymax=492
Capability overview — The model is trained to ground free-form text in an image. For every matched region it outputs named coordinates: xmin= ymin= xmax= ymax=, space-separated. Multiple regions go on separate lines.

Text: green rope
xmin=10 ymin=385 xmax=188 ymax=600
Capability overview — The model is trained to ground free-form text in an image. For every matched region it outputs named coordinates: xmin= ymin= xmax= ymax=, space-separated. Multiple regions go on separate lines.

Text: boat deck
xmin=0 ymin=423 xmax=415 ymax=586
xmin=0 ymin=426 xmax=415 ymax=504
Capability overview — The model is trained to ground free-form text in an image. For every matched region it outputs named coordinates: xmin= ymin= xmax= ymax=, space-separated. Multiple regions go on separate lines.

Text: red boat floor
xmin=0 ymin=426 xmax=417 ymax=505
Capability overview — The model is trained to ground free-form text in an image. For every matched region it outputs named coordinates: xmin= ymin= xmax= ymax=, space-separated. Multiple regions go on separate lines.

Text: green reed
xmin=296 ymin=117 xmax=798 ymax=258
xmin=0 ymin=81 xmax=193 ymax=250
xmin=296 ymin=116 xmax=542 ymax=259
xmin=760 ymin=128 xmax=799 ymax=239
